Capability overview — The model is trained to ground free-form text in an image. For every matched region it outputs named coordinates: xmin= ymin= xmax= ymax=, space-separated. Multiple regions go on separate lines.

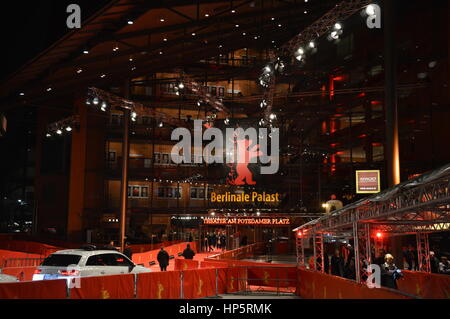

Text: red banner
xmin=247 ymin=267 xmax=297 ymax=288
xmin=175 ymin=258 xmax=199 ymax=271
xmin=0 ymin=279 xmax=67 ymax=299
xmin=70 ymin=274 xmax=135 ymax=299
xmin=297 ymin=269 xmax=411 ymax=299
xmin=226 ymin=268 xmax=247 ymax=293
xmin=136 ymin=271 xmax=181 ymax=299
xmin=397 ymin=270 xmax=450 ymax=299
xmin=200 ymin=261 xmax=229 ymax=269
xmin=183 ymin=269 xmax=216 ymax=299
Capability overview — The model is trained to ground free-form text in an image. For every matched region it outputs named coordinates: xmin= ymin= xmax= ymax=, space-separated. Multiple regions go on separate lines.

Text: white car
xmin=32 ymin=248 xmax=151 ymax=281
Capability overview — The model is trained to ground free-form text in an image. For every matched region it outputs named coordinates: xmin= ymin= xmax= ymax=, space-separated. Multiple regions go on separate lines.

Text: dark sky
xmin=1 ymin=1 xmax=110 ymax=80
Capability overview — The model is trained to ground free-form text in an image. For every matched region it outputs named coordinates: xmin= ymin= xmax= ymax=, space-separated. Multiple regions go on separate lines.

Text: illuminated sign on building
xmin=356 ymin=170 xmax=381 ymax=194
xmin=203 ymin=217 xmax=290 ymax=226
xmin=210 ymin=192 xmax=280 ymax=203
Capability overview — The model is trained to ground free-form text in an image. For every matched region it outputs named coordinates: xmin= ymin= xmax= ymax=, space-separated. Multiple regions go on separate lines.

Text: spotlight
xmin=264 ymin=66 xmax=271 ymax=73
xmin=93 ymin=97 xmax=99 ymax=105
xmin=83 ymin=50 xmax=89 ymax=54
xmin=127 ymin=20 xmax=134 ymax=25
xmin=178 ymin=83 xmax=185 ymax=89
xmin=56 ymin=129 xmax=63 ymax=135
xmin=297 ymin=47 xmax=304 ymax=55
xmin=309 ymin=41 xmax=315 ymax=48
xmin=330 ymin=31 xmax=339 ymax=40
xmin=66 ymin=126 xmax=72 ymax=132
xmin=46 ymin=133 xmax=52 ymax=138
xmin=376 ymin=232 xmax=383 ymax=239
xmin=334 ymin=23 xmax=342 ymax=30
xmin=224 ymin=118 xmax=230 ymax=125
xmin=101 ymin=102 xmax=107 ymax=112
xmin=260 ymin=100 xmax=267 ymax=108
xmin=296 ymin=55 xmax=303 ymax=61
xmin=158 ymin=122 xmax=164 ymax=128
xmin=86 ymin=98 xmax=92 ymax=105
xmin=20 ymin=92 xmax=25 ymax=96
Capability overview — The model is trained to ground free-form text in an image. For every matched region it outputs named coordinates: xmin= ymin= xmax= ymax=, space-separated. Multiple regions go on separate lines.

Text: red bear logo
xmin=227 ymin=138 xmax=262 ymax=185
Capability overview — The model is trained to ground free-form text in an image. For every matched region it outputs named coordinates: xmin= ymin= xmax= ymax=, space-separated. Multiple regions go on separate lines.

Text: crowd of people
xmin=309 ymin=243 xmax=449 ymax=290
xmin=200 ymin=232 xmax=227 ymax=252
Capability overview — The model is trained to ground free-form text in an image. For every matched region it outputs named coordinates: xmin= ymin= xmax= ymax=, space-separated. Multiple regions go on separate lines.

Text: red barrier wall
xmin=0 ymin=279 xmax=67 ymax=299
xmin=397 ymin=270 xmax=450 ymax=299
xmin=247 ymin=267 xmax=297 ymax=288
xmin=297 ymin=269 xmax=412 ymax=299
xmin=0 ymin=250 xmax=42 ymax=268
xmin=175 ymin=258 xmax=199 ymax=271
xmin=137 ymin=271 xmax=181 ymax=299
xmin=183 ymin=268 xmax=216 ymax=299
xmin=226 ymin=267 xmax=247 ymax=293
xmin=70 ymin=274 xmax=135 ymax=299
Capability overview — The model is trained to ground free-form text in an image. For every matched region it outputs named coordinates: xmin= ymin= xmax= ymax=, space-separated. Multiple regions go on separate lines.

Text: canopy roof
xmin=294 ymin=163 xmax=450 ymax=235
xmin=0 ymin=0 xmax=338 ymax=110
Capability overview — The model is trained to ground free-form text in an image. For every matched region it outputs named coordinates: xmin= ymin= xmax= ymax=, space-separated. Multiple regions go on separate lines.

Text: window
xmin=157 ymin=187 xmax=182 ymax=199
xmin=86 ymin=254 xmax=128 ymax=266
xmin=128 ymin=185 xmax=149 ymax=198
xmin=42 ymin=254 xmax=81 ymax=267
xmin=190 ymin=187 xmax=213 ymax=200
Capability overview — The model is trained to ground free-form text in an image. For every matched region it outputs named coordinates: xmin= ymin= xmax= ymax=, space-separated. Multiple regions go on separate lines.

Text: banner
xmin=183 ymin=269 xmax=216 ymax=299
xmin=70 ymin=274 xmax=135 ymax=299
xmin=247 ymin=267 xmax=297 ymax=288
xmin=226 ymin=267 xmax=247 ymax=293
xmin=136 ymin=271 xmax=181 ymax=299
xmin=297 ymin=269 xmax=411 ymax=299
xmin=397 ymin=270 xmax=450 ymax=299
xmin=0 ymin=279 xmax=67 ymax=299
xmin=175 ymin=258 xmax=199 ymax=271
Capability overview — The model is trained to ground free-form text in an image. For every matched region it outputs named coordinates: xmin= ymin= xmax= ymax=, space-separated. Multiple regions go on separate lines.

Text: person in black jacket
xmin=182 ymin=244 xmax=196 ymax=260
xmin=381 ymin=254 xmax=403 ymax=289
xmin=123 ymin=242 xmax=133 ymax=260
xmin=331 ymin=249 xmax=345 ymax=277
xmin=157 ymin=247 xmax=170 ymax=271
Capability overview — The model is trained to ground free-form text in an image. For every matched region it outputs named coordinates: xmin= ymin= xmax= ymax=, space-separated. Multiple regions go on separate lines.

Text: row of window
xmin=108 ymin=151 xmax=208 ymax=167
xmin=160 ymin=83 xmax=225 ymax=97
xmin=127 ymin=186 xmax=214 ymax=199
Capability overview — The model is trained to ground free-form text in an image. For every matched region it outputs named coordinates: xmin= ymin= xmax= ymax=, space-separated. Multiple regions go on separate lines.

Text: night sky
xmin=1 ymin=1 xmax=110 ymax=80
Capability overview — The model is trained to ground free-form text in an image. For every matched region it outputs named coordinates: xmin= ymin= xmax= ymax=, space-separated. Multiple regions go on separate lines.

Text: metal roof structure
xmin=0 ymin=0 xmax=340 ymax=110
xmin=294 ymin=163 xmax=450 ymax=235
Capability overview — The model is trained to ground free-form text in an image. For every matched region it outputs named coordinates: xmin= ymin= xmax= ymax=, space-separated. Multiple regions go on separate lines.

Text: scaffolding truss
xmin=294 ymin=164 xmax=450 ymax=281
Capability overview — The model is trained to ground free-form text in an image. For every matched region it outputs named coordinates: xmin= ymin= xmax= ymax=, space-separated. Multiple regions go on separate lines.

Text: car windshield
xmin=42 ymin=254 xmax=81 ymax=267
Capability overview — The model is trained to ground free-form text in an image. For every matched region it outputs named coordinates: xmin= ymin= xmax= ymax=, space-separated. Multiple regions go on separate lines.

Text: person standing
xmin=439 ymin=256 xmax=450 ymax=275
xmin=157 ymin=247 xmax=170 ymax=271
xmin=381 ymin=254 xmax=403 ymax=289
xmin=123 ymin=242 xmax=133 ymax=260
xmin=182 ymin=244 xmax=196 ymax=260
xmin=430 ymin=251 xmax=440 ymax=274
xmin=331 ymin=249 xmax=345 ymax=277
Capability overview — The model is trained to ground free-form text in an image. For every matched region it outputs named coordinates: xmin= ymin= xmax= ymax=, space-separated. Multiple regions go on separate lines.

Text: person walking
xmin=182 ymin=244 xmax=196 ymax=260
xmin=157 ymin=247 xmax=170 ymax=271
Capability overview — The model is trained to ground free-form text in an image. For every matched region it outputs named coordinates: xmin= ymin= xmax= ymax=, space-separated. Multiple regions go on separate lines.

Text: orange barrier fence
xmin=397 ymin=270 xmax=450 ymax=299
xmin=1 ymin=267 xmax=37 ymax=282
xmin=0 ymin=250 xmax=42 ymax=268
xmin=0 ymin=241 xmax=60 ymax=256
xmin=247 ymin=267 xmax=298 ymax=288
xmin=70 ymin=274 xmax=135 ymax=299
xmin=200 ymin=261 xmax=229 ymax=269
xmin=0 ymin=279 xmax=67 ymax=299
xmin=183 ymin=268 xmax=217 ymax=299
xmin=297 ymin=269 xmax=413 ymax=299
xmin=208 ymin=243 xmax=265 ymax=260
xmin=137 ymin=272 xmax=181 ymax=299
xmin=175 ymin=258 xmax=199 ymax=271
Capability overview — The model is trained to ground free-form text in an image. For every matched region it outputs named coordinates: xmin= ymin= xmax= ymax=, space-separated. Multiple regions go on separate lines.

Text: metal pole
xmin=383 ymin=0 xmax=400 ymax=187
xmin=119 ymin=80 xmax=131 ymax=252
xmin=312 ymin=233 xmax=317 ymax=271
xmin=353 ymin=222 xmax=360 ymax=283
xmin=216 ymin=268 xmax=219 ymax=297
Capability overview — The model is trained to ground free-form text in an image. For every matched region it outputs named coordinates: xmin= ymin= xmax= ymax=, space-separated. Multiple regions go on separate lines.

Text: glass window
xmin=42 ymin=254 xmax=81 ymax=267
